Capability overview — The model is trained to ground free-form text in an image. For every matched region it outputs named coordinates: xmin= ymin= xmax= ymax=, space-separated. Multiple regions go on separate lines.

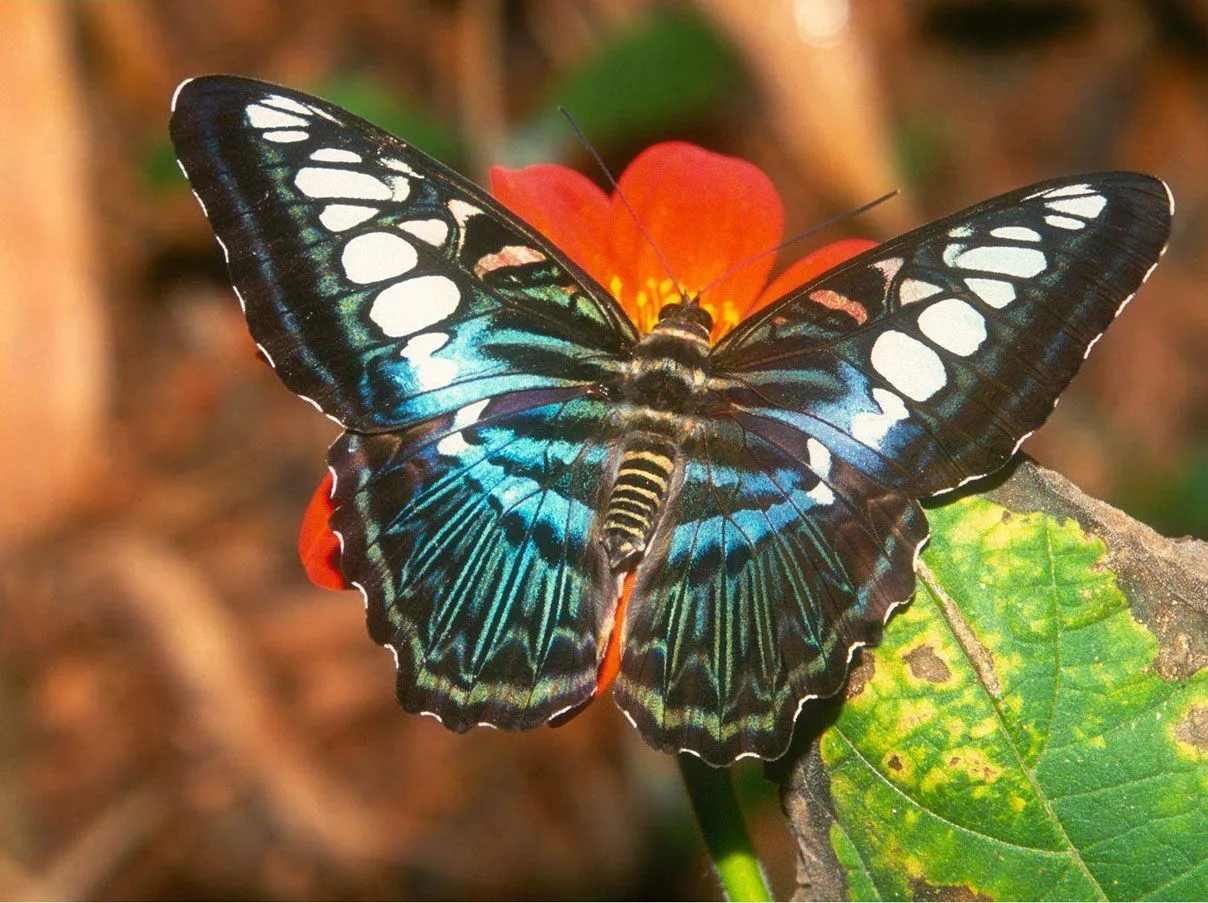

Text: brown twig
xmin=455 ymin=0 xmax=508 ymax=181
xmin=694 ymin=0 xmax=916 ymax=235
xmin=21 ymin=785 xmax=166 ymax=902
xmin=82 ymin=530 xmax=399 ymax=866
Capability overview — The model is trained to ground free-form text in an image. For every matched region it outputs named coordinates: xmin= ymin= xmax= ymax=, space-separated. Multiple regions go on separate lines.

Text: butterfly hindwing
xmin=615 ymin=412 xmax=926 ymax=763
xmin=170 ymin=76 xmax=635 ymax=432
xmin=711 ymin=173 xmax=1172 ymax=495
xmin=329 ymin=388 xmax=621 ymax=730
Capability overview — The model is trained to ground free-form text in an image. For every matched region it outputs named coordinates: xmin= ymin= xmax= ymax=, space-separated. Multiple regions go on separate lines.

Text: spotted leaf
xmin=792 ymin=469 xmax=1208 ymax=900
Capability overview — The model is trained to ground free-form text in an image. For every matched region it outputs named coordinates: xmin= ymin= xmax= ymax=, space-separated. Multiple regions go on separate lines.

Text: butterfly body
xmin=602 ymin=300 xmax=716 ymax=568
xmin=170 ymin=76 xmax=1172 ymax=765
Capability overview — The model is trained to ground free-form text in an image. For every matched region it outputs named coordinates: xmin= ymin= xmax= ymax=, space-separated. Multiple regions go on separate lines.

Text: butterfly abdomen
xmin=602 ymin=436 xmax=677 ymax=570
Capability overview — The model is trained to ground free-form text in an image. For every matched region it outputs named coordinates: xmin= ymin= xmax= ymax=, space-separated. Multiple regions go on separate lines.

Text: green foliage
xmin=314 ymin=76 xmax=464 ymax=167
xmin=516 ymin=8 xmax=743 ymax=161
xmin=822 ymin=496 xmax=1208 ymax=900
xmin=1116 ymin=448 xmax=1208 ymax=540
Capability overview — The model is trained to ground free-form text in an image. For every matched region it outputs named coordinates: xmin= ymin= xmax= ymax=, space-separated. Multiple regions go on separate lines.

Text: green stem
xmin=677 ymin=754 xmax=773 ymax=902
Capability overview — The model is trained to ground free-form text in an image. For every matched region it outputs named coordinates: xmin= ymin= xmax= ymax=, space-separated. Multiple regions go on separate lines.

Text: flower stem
xmin=677 ymin=754 xmax=773 ymax=902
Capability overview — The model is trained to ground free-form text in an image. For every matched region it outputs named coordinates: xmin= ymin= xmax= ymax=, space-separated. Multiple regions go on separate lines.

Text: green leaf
xmin=795 ymin=464 xmax=1208 ymax=900
xmin=512 ymin=9 xmax=742 ymax=162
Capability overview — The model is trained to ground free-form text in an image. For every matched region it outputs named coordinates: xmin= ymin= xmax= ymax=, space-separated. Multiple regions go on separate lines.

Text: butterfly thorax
xmin=601 ymin=301 xmax=713 ymax=571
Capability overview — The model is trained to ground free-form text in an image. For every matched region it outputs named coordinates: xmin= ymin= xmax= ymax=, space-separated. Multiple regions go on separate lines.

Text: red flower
xmin=490 ymin=141 xmax=874 ymax=340
xmin=298 ymin=143 xmax=877 ymax=677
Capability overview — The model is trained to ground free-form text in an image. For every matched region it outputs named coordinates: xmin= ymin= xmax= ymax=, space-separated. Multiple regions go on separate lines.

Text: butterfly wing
xmin=170 ymin=76 xmax=637 ymax=728
xmin=330 ymin=390 xmax=619 ymax=729
xmin=615 ymin=414 xmax=927 ymax=763
xmin=711 ymin=173 xmax=1173 ymax=495
xmin=169 ymin=75 xmax=636 ymax=432
xmin=617 ymin=173 xmax=1172 ymax=763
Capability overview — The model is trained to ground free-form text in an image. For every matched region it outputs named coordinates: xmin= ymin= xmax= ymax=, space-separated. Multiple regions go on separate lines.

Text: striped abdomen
xmin=601 ymin=437 xmax=677 ymax=571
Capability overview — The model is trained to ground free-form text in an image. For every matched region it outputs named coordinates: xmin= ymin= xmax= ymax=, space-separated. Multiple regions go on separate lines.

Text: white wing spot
xmin=369 ymin=275 xmax=461 ymax=337
xmin=246 ymin=103 xmax=308 ymax=129
xmin=449 ymin=198 xmax=483 ymax=225
xmin=319 ymin=204 xmax=378 ymax=232
xmin=341 ymin=232 xmax=418 ymax=284
xmin=1047 ymin=194 xmax=1106 ymax=219
xmin=256 ymin=343 xmax=276 ymax=368
xmin=308 ymin=106 xmax=341 ymax=123
xmin=954 ymin=245 xmax=1046 ymax=278
xmin=942 ymin=243 xmax=967 ymax=267
xmin=949 ymin=225 xmax=973 ymax=238
xmin=263 ymin=130 xmax=309 ymax=143
xmin=990 ymin=225 xmax=1041 ymax=242
xmin=871 ymin=330 xmax=946 ymax=401
xmin=388 ymin=175 xmax=411 ymax=202
xmin=872 ymin=257 xmax=904 ymax=283
xmin=1042 ymin=183 xmax=1092 ymax=198
xmin=437 ymin=399 xmax=490 ymax=456
xmin=295 ymin=167 xmax=391 ymax=200
xmin=1083 ymin=332 xmax=1105 ymax=360
xmin=434 ymin=432 xmax=466 ymax=453
xmin=918 ymin=297 xmax=987 ymax=356
xmin=965 ymin=277 xmax=1016 ymax=309
xmin=400 ymin=218 xmax=449 ymax=246
xmin=1044 ymin=214 xmax=1085 ymax=230
xmin=382 ymin=157 xmax=421 ymax=177
xmin=401 ymin=331 xmax=449 ymax=356
xmin=170 ymin=79 xmax=193 ymax=113
xmin=900 ymin=278 xmax=942 ymax=305
xmin=806 ymin=438 xmax=834 ymax=505
xmin=851 ymin=387 xmax=909 ymax=448
xmin=310 ymin=148 xmax=363 ymax=164
xmin=401 ymin=331 xmax=458 ymax=389
xmin=262 ymin=94 xmax=315 ymax=116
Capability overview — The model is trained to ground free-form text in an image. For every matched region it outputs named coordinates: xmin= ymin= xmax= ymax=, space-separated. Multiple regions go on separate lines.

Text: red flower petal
xmin=489 ymin=163 xmax=613 ymax=288
xmin=748 ymin=238 xmax=878 ymax=317
xmin=595 ymin=571 xmax=635 ymax=697
xmin=610 ymin=142 xmax=785 ymax=337
xmin=299 ymin=470 xmax=348 ymax=590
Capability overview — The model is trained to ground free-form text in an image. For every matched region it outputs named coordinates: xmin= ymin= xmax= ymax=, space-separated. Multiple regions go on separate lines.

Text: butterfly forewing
xmin=710 ymin=173 xmax=1172 ymax=497
xmin=169 ymin=76 xmax=636 ymax=432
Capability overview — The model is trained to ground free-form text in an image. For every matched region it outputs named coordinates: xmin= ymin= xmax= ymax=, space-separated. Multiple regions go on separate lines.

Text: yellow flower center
xmin=608 ymin=275 xmax=743 ymax=340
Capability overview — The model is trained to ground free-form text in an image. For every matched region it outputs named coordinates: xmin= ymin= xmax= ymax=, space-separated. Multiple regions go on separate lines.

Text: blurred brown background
xmin=2 ymin=1 xmax=1206 ymax=899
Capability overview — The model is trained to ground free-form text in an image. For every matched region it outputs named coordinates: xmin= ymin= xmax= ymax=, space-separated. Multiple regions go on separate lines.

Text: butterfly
xmin=170 ymin=75 xmax=1172 ymax=765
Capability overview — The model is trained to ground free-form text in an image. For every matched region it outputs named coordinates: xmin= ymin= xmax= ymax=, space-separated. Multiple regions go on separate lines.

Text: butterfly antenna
xmin=695 ymin=190 xmax=899 ymax=301
xmin=558 ymin=107 xmax=688 ymax=302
